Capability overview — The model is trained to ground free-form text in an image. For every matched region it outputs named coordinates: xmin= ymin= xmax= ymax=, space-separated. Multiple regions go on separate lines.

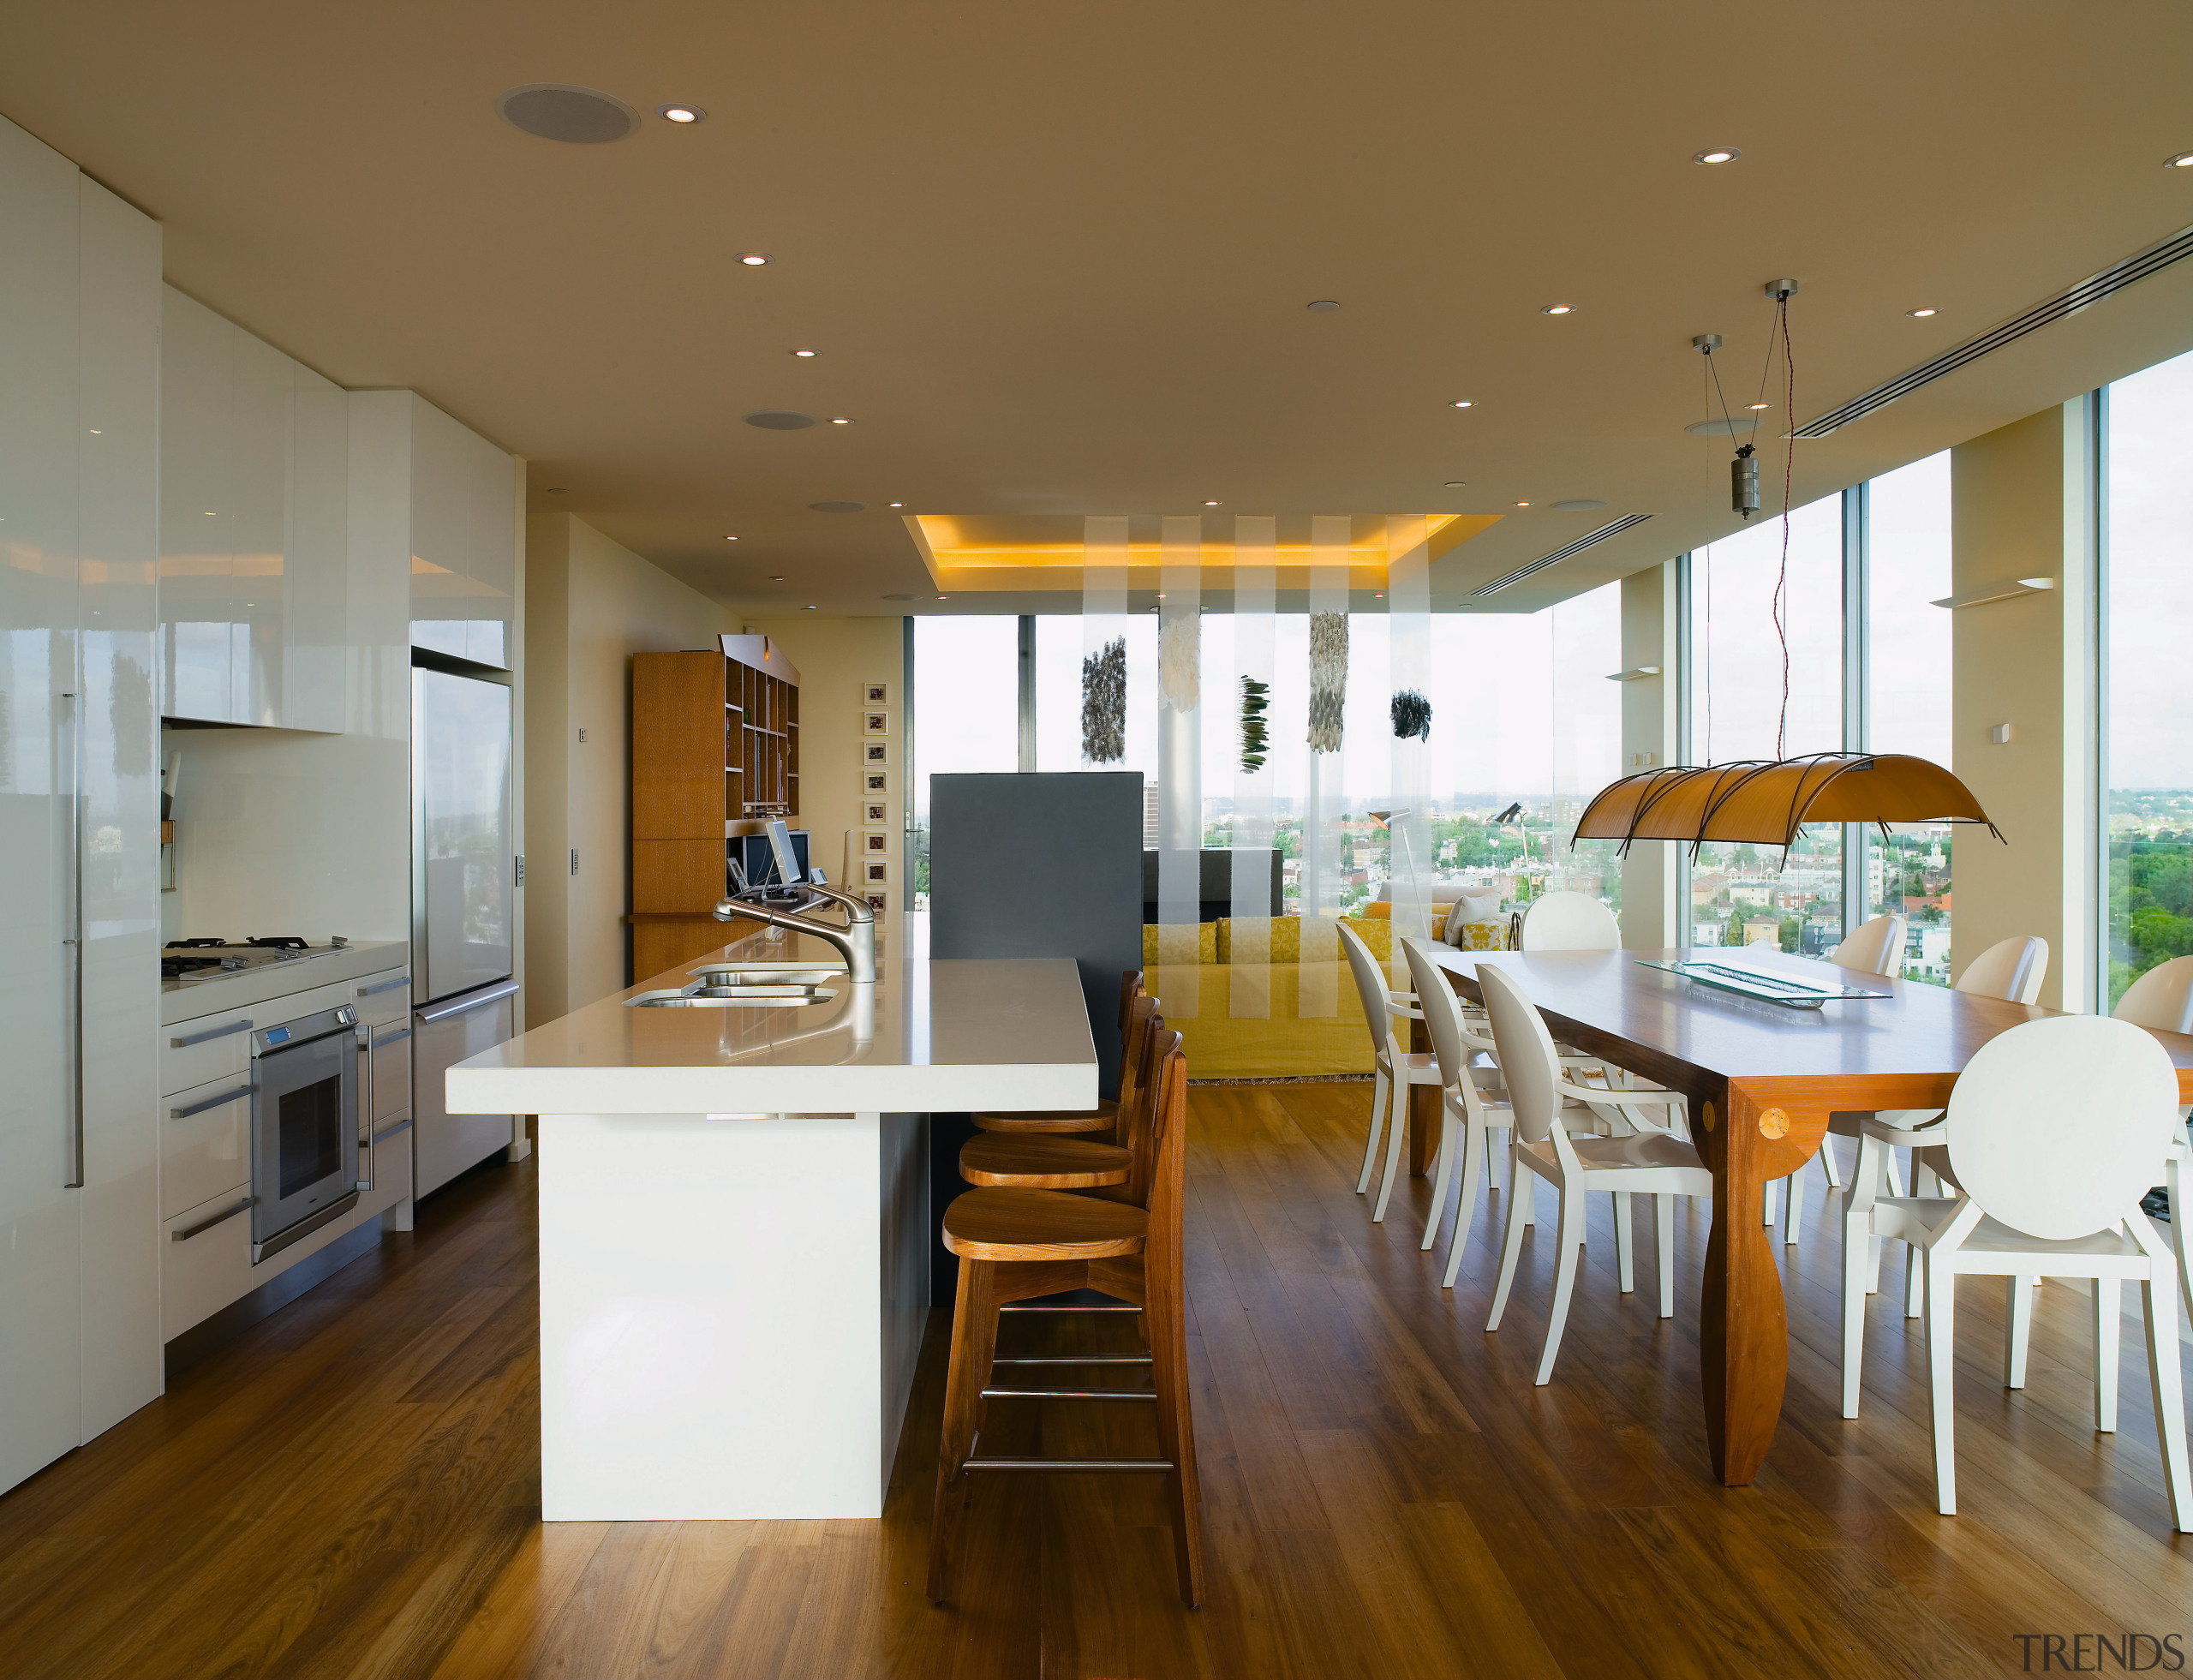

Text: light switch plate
xmin=1991 ymin=723 xmax=2012 ymax=744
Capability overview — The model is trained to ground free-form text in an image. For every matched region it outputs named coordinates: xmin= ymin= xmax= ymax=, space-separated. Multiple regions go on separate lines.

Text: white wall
xmin=752 ymin=615 xmax=906 ymax=902
xmin=524 ymin=512 xmax=739 ymax=1021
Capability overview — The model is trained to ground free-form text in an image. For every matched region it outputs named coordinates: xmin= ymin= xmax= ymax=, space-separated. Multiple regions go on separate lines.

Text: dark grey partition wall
xmin=927 ymin=771 xmax=1143 ymax=1299
xmin=929 ymin=771 xmax=1144 ymax=1092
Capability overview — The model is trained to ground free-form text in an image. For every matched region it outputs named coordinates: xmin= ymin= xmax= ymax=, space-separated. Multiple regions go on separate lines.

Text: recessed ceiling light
xmin=828 ymin=416 xmax=854 ymax=425
xmin=1540 ymin=305 xmax=1574 ymax=315
xmin=658 ymin=103 xmax=706 ymax=124
xmin=1373 ymin=592 xmax=1384 ymax=598
xmin=723 ymin=534 xmax=738 ymax=541
xmin=887 ymin=501 xmax=904 ymax=508
xmin=2165 ymin=152 xmax=2193 ymax=170
xmin=1203 ymin=499 xmax=1221 ymax=506
xmin=769 ymin=574 xmax=786 ymax=581
xmin=801 ymin=604 xmax=816 ymax=610
xmin=1443 ymin=480 xmax=1467 ymax=488
xmin=1906 ymin=307 xmax=1939 ymax=318
xmin=792 ymin=348 xmax=818 ymax=357
xmin=1514 ymin=501 xmax=1532 ymax=507
xmin=1449 ymin=399 xmax=1474 ymax=408
xmin=1306 ymin=300 xmax=1341 ymax=312
xmin=1746 ymin=402 xmax=1771 ymax=410
xmin=1694 ymin=147 xmax=1741 ymax=165
xmin=737 ymin=252 xmax=772 ymax=266
xmin=1156 ymin=593 xmax=1167 ymax=600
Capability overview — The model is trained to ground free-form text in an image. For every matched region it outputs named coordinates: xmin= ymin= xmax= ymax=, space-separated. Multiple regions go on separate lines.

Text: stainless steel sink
xmin=687 ymin=964 xmax=846 ymax=989
xmin=628 ymin=983 xmax=839 ymax=1008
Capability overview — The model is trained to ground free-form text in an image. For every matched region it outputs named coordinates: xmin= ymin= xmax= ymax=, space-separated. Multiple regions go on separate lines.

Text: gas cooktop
xmin=161 ymin=937 xmax=351 ymax=982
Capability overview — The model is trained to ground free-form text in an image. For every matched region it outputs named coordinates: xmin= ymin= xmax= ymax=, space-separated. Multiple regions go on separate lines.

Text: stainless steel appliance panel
xmin=412 ymin=979 xmax=518 ymax=1198
xmin=411 ymin=667 xmax=513 ymax=1005
xmin=249 ymin=1007 xmax=359 ymax=1259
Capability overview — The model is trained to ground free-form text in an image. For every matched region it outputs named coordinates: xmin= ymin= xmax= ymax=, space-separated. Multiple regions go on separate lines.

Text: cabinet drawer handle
xmin=356 ymin=976 xmax=412 ymax=998
xmin=171 ymin=1196 xmax=255 ymax=1241
xmin=170 ymin=1083 xmax=256 ymax=1120
xmin=373 ymin=1027 xmax=414 ymax=1048
xmin=170 ymin=1018 xmax=253 ymax=1049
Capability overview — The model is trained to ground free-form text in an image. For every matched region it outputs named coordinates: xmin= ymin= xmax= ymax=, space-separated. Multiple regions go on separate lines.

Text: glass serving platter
xmin=1634 ymin=959 xmax=1891 ymax=1010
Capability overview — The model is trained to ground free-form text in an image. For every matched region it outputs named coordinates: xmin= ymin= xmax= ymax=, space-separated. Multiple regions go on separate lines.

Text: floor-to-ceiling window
xmin=1686 ymin=494 xmax=1844 ymax=952
xmin=2103 ymin=347 xmax=2193 ymax=1007
xmin=1866 ymin=451 xmax=1956 ymax=982
xmin=909 ymin=615 xmax=1019 ymax=906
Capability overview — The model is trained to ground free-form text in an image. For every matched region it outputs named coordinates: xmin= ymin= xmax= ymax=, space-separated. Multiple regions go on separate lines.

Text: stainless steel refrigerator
xmin=411 ymin=666 xmax=519 ymax=1198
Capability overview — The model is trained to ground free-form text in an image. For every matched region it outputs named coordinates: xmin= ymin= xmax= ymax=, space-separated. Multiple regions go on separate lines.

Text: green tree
xmin=1778 ymin=915 xmax=1803 ymax=954
xmin=2128 ymin=906 xmax=2193 ymax=966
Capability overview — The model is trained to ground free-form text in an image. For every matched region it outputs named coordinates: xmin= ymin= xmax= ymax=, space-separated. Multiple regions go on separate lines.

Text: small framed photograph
xmin=863 ymin=711 xmax=890 ymax=738
xmin=863 ymin=739 xmax=889 ymax=767
xmin=864 ymin=892 xmax=888 ymax=913
xmin=862 ymin=680 xmax=890 ymax=707
xmin=863 ymin=770 xmax=888 ymax=795
xmin=863 ymin=859 xmax=889 ymax=885
xmin=863 ymin=830 xmax=889 ymax=853
xmin=863 ymin=801 xmax=890 ymax=825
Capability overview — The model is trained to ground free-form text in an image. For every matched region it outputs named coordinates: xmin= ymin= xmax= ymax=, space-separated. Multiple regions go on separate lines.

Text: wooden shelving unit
xmin=630 ymin=635 xmax=801 ymax=983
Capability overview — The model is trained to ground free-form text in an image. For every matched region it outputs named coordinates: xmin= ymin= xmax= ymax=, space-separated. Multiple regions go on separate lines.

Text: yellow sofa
xmin=1138 ymin=910 xmax=1510 ymax=1079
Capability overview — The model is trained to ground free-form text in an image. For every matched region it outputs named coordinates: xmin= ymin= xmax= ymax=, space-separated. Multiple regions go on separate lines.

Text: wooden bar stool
xmin=971 ymin=985 xmax=1156 ymax=1137
xmin=957 ymin=1005 xmax=1164 ymax=1191
xmin=928 ymin=1033 xmax=1204 ymax=1607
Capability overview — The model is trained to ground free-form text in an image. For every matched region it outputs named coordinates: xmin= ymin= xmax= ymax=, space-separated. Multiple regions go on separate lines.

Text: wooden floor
xmin=5 ymin=1085 xmax=2191 ymax=1678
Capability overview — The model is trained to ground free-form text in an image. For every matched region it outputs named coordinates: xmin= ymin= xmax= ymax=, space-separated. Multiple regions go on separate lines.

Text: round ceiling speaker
xmin=810 ymin=500 xmax=868 ymax=513
xmin=1551 ymin=499 xmax=1609 ymax=512
xmin=744 ymin=410 xmax=817 ymax=430
xmin=496 ymin=84 xmax=641 ymax=144
xmin=1685 ymin=416 xmax=1758 ymax=436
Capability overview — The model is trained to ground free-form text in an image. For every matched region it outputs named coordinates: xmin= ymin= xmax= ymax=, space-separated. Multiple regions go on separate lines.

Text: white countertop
xmin=447 ymin=913 xmax=1097 ymax=1115
xmin=159 ymin=938 xmax=410 ymax=1026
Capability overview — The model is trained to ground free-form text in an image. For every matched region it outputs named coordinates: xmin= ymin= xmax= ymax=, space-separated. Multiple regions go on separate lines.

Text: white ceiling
xmin=3 ymin=1 xmax=2189 ymax=616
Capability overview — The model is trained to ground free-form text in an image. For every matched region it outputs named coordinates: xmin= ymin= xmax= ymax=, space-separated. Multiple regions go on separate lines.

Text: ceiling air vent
xmin=496 ymin=85 xmax=641 ymax=145
xmin=1469 ymin=514 xmax=1653 ymax=598
xmin=1795 ymin=221 xmax=2193 ymax=439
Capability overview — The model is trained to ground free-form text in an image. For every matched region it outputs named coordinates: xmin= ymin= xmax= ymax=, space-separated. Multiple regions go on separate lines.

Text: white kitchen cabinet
xmin=160 ymin=1076 xmax=253 ymax=1221
xmin=158 ymin=288 xmax=353 ymax=730
xmin=406 ymin=395 xmax=516 ymax=670
xmin=158 ymin=289 xmax=236 ymax=723
xmin=285 ymin=364 xmax=349 ymax=735
xmin=0 ymin=117 xmax=163 ymax=1496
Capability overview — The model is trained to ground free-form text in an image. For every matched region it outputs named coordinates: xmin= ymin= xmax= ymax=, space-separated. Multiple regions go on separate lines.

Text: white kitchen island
xmin=446 ymin=915 xmax=1096 ymax=1522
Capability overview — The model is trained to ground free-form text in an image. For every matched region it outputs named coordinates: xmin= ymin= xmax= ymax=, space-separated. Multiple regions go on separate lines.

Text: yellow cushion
xmin=1336 ymin=917 xmax=1394 ymax=962
xmin=1359 ymin=901 xmax=1455 ymax=923
xmin=1141 ymin=920 xmax=1217 ymax=967
xmin=1455 ymin=920 xmax=1509 ymax=951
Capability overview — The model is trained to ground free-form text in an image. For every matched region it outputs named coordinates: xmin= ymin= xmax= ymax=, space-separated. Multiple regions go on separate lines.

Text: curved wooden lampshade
xmin=1572 ymin=752 xmax=2001 ymax=858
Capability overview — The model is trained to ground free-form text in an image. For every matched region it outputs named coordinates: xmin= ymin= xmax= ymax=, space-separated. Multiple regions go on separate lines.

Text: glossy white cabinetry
xmin=390 ymin=393 xmax=517 ymax=669
xmin=0 ymin=117 xmax=163 ymax=1498
xmin=158 ymin=289 xmax=352 ymax=729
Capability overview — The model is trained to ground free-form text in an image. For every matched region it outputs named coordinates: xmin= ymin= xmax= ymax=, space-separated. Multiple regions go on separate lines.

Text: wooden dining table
xmin=1417 ymin=943 xmax=2193 ymax=1487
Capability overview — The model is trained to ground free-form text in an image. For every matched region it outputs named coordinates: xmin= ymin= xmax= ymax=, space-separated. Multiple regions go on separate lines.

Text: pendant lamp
xmin=1571 ymin=752 xmax=2001 ymax=860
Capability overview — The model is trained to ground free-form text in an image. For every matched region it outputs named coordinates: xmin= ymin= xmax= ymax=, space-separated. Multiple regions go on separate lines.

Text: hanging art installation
xmin=1306 ymin=610 xmax=1347 ymax=754
xmin=1080 ymin=636 xmax=1126 ymax=762
xmin=1389 ymin=688 xmax=1431 ymax=743
xmin=1158 ymin=610 xmax=1200 ymax=711
xmin=1238 ymin=676 xmax=1269 ymax=774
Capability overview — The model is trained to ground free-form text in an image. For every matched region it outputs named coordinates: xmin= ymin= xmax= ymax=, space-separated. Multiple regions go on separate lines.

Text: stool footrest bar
xmin=998 ymin=1301 xmax=1141 ymax=1312
xmin=992 ymin=1354 xmax=1153 ymax=1365
xmin=980 ymin=1386 xmax=1157 ymax=1402
xmin=962 ymin=1456 xmax=1174 ymax=1473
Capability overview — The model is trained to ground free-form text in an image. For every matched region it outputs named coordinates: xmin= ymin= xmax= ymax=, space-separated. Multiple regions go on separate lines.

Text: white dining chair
xmin=1401 ymin=939 xmax=1525 ymax=1269
xmin=2111 ymin=955 xmax=2193 ymax=1312
xmin=1516 ymin=890 xmax=1620 ymax=953
xmin=1339 ymin=922 xmax=1444 ymax=1223
xmin=1478 ymin=965 xmax=1706 ymax=1384
xmin=1819 ymin=935 xmax=2051 ymax=1296
xmin=1837 ymin=1014 xmax=2192 ymax=1527
xmin=1769 ymin=912 xmax=1913 ymax=1241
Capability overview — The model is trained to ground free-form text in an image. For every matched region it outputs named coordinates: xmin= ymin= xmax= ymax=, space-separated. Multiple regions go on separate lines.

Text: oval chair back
xmin=1401 ymin=939 xmax=1467 ymax=1091
xmin=1108 ymin=1005 xmax=1168 ymax=1205
xmin=1337 ymin=921 xmax=1394 ymax=1049
xmin=1954 ymin=936 xmax=2048 ymax=1005
xmin=2115 ymin=955 xmax=2193 ymax=1038
xmin=1943 ymin=1015 xmax=2182 ymax=1241
xmin=1516 ymin=891 xmax=1619 ymax=953
xmin=1477 ymin=966 xmax=1571 ymax=1163
xmin=1827 ymin=912 xmax=1906 ymax=978
xmin=1119 ymin=968 xmax=1147 ymax=1032
xmin=1115 ymin=993 xmax=1160 ymax=1110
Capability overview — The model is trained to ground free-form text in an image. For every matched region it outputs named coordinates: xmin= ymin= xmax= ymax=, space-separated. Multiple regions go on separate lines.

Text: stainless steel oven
xmin=249 ymin=1004 xmax=361 ymax=1262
